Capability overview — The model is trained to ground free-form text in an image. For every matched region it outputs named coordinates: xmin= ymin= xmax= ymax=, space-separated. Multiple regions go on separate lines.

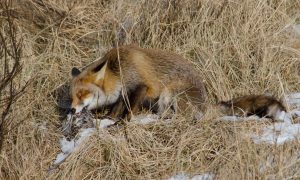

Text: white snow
xmin=251 ymin=122 xmax=300 ymax=145
xmin=291 ymin=110 xmax=300 ymax=117
xmin=51 ymin=92 xmax=300 ymax=173
xmin=219 ymin=113 xmax=292 ymax=123
xmin=132 ymin=114 xmax=161 ymax=124
xmin=285 ymin=92 xmax=300 ymax=99
xmin=51 ymin=118 xmax=117 ymax=170
xmin=283 ymin=92 xmax=300 ymax=107
xmin=284 ymin=24 xmax=300 ymax=38
xmin=217 ymin=92 xmax=300 ymax=145
xmin=51 ymin=111 xmax=173 ymax=172
xmin=59 ymin=138 xmax=75 ymax=154
xmin=220 ymin=114 xmax=300 ymax=145
xmin=218 ymin=115 xmax=238 ymax=121
xmin=94 ymin=118 xmax=115 ymax=128
xmin=53 ymin=128 xmax=95 ymax=166
xmin=249 ymin=92 xmax=300 ymax=145
xmin=220 ymin=111 xmax=300 ymax=145
xmin=169 ymin=173 xmax=189 ymax=180
xmin=53 ymin=153 xmax=68 ymax=165
xmin=218 ymin=115 xmax=260 ymax=122
xmin=286 ymin=98 xmax=300 ymax=105
xmin=290 ymin=24 xmax=300 ymax=35
xmin=168 ymin=172 xmax=214 ymax=180
xmin=191 ymin=174 xmax=214 ymax=180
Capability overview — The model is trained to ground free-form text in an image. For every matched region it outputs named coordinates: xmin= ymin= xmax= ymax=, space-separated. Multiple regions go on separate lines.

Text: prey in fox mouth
xmin=62 ymin=107 xmax=94 ymax=138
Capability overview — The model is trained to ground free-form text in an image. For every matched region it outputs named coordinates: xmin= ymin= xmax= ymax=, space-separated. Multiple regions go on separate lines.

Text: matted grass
xmin=1 ymin=0 xmax=300 ymax=179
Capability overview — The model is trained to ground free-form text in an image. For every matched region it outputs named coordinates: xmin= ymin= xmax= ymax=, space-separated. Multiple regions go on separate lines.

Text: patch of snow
xmin=283 ymin=115 xmax=293 ymax=124
xmin=283 ymin=92 xmax=300 ymax=108
xmin=60 ymin=138 xmax=75 ymax=154
xmin=169 ymin=173 xmax=189 ymax=180
xmin=219 ymin=112 xmax=292 ymax=123
xmin=290 ymin=110 xmax=300 ymax=117
xmin=191 ymin=174 xmax=214 ymax=180
xmin=218 ymin=115 xmax=261 ymax=122
xmin=277 ymin=111 xmax=292 ymax=124
xmin=132 ymin=114 xmax=160 ymax=124
xmin=285 ymin=92 xmax=300 ymax=99
xmin=53 ymin=153 xmax=68 ymax=165
xmin=291 ymin=24 xmax=300 ymax=34
xmin=251 ymin=122 xmax=300 ymax=145
xmin=52 ymin=118 xmax=117 ymax=169
xmin=218 ymin=116 xmax=238 ymax=121
xmin=168 ymin=172 xmax=214 ymax=180
xmin=76 ymin=128 xmax=95 ymax=144
xmin=217 ymin=92 xmax=300 ymax=145
xmin=53 ymin=128 xmax=96 ymax=166
xmin=286 ymin=98 xmax=300 ymax=105
xmin=284 ymin=24 xmax=300 ymax=38
xmin=94 ymin=118 xmax=115 ymax=128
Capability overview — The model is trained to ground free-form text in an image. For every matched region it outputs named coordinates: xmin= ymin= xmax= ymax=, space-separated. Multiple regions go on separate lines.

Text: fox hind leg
xmin=158 ymin=88 xmax=177 ymax=117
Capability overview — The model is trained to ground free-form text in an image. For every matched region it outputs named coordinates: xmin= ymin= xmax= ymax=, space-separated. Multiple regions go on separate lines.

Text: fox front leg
xmin=108 ymin=98 xmax=127 ymax=120
xmin=109 ymin=85 xmax=148 ymax=121
xmin=124 ymin=85 xmax=148 ymax=120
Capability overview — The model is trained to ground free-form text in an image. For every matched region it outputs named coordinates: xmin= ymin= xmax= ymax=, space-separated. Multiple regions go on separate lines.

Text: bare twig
xmin=0 ymin=0 xmax=28 ymax=153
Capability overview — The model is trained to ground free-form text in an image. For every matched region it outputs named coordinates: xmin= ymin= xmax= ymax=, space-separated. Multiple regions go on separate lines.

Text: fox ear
xmin=92 ymin=61 xmax=107 ymax=73
xmin=92 ymin=61 xmax=107 ymax=80
xmin=71 ymin=67 xmax=81 ymax=77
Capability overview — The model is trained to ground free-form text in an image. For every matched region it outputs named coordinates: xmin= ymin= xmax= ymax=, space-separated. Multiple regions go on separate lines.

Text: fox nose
xmin=70 ymin=108 xmax=76 ymax=114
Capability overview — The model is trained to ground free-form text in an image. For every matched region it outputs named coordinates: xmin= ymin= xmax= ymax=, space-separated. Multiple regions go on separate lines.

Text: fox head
xmin=70 ymin=61 xmax=121 ymax=114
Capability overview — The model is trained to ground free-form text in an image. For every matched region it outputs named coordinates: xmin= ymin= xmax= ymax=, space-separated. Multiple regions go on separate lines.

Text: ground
xmin=1 ymin=0 xmax=300 ymax=179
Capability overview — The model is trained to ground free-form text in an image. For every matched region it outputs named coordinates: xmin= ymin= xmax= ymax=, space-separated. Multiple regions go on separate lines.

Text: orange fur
xmin=70 ymin=45 xmax=207 ymax=119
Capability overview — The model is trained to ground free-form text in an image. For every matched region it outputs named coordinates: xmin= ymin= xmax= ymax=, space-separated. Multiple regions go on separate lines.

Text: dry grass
xmin=1 ymin=0 xmax=300 ymax=179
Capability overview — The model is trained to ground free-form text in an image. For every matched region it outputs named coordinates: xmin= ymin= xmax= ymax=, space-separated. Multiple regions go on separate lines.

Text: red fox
xmin=218 ymin=94 xmax=287 ymax=121
xmin=70 ymin=45 xmax=207 ymax=119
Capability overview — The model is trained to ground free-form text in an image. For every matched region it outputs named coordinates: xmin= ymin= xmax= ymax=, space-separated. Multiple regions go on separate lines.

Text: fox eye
xmin=77 ymin=90 xmax=89 ymax=99
xmin=77 ymin=92 xmax=82 ymax=97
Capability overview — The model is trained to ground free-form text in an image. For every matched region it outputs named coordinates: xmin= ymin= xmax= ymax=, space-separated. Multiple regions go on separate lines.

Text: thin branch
xmin=0 ymin=0 xmax=28 ymax=153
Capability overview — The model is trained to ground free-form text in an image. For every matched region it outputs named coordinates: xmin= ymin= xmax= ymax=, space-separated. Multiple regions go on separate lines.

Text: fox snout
xmin=70 ymin=106 xmax=86 ymax=114
xmin=70 ymin=104 xmax=85 ymax=114
xmin=70 ymin=97 xmax=84 ymax=114
xmin=70 ymin=99 xmax=89 ymax=114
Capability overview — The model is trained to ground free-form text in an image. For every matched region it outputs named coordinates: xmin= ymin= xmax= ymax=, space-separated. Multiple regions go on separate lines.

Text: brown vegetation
xmin=1 ymin=0 xmax=300 ymax=179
